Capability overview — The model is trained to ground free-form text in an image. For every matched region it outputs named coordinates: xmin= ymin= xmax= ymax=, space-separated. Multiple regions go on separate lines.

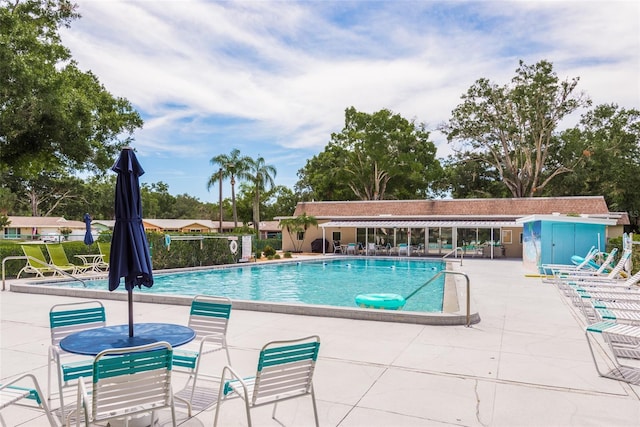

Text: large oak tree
xmin=440 ymin=60 xmax=591 ymax=198
xmin=1 ymin=0 xmax=142 ymax=214
xmin=296 ymin=107 xmax=442 ymax=201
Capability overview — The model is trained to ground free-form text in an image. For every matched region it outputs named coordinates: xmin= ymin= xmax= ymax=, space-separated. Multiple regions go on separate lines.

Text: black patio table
xmin=59 ymin=322 xmax=195 ymax=356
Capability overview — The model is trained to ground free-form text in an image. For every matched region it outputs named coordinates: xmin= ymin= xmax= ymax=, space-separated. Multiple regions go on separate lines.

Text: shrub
xmin=274 ymin=254 xmax=281 ymax=259
xmin=263 ymin=245 xmax=276 ymax=257
xmin=283 ymin=251 xmax=292 ymax=258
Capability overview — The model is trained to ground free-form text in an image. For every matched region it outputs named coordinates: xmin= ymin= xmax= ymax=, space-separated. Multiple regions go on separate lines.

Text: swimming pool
xmin=54 ymin=258 xmax=446 ymax=312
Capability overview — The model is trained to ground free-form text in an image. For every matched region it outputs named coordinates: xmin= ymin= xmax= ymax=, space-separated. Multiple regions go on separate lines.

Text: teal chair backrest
xmin=49 ymin=301 xmax=106 ymax=347
xmin=257 ymin=339 xmax=320 ymax=371
xmin=187 ymin=295 xmax=232 ymax=339
xmin=190 ymin=300 xmax=232 ymax=319
xmin=94 ymin=347 xmax=173 ymax=382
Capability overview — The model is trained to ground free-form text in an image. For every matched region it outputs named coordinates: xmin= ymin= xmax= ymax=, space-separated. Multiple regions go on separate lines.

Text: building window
xmin=296 ymin=231 xmax=304 ymax=241
xmin=332 ymin=231 xmax=341 ymax=241
xmin=4 ymin=228 xmax=19 ymax=239
xmin=502 ymin=230 xmax=512 ymax=244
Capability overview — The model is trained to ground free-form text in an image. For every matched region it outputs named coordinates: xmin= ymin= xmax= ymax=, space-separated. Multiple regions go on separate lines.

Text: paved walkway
xmin=1 ymin=258 xmax=639 ymax=426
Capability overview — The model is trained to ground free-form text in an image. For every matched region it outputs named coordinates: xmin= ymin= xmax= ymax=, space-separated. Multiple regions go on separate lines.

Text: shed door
xmin=551 ymin=223 xmax=575 ymax=265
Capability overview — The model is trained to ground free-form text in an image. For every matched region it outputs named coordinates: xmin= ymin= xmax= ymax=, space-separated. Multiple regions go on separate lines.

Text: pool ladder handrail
xmin=2 ymin=255 xmax=87 ymax=291
xmin=442 ymin=247 xmax=464 ymax=265
xmin=405 ymin=270 xmax=472 ymax=327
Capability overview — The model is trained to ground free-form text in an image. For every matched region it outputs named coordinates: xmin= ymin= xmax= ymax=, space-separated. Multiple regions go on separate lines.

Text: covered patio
xmin=319 ymin=219 xmax=518 ymax=258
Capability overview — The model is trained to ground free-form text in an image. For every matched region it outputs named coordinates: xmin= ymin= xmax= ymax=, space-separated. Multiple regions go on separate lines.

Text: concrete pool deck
xmin=1 ymin=258 xmax=639 ymax=426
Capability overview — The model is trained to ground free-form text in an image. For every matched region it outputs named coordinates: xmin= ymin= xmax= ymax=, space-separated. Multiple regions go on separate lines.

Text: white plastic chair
xmin=1 ymin=373 xmax=56 ymax=426
xmin=68 ymin=341 xmax=190 ymax=426
xmin=214 ymin=335 xmax=321 ymax=427
xmin=173 ymin=295 xmax=232 ymax=404
xmin=48 ymin=300 xmax=106 ymax=422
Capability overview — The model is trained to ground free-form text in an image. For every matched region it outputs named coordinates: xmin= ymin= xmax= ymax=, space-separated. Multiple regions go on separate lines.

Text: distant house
xmin=2 ymin=217 xmax=241 ymax=241
xmin=276 ymin=196 xmax=628 ymax=258
xmin=92 ymin=219 xmax=237 ymax=234
xmin=249 ymin=221 xmax=282 ymax=240
xmin=2 ymin=216 xmax=89 ymax=242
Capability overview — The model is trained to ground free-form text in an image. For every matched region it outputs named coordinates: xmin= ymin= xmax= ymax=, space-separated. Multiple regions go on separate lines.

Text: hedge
xmin=0 ymin=232 xmax=257 ymax=278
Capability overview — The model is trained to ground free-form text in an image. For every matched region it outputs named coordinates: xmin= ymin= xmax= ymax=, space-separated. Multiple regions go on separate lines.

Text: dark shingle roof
xmin=293 ymin=196 xmax=612 ymax=220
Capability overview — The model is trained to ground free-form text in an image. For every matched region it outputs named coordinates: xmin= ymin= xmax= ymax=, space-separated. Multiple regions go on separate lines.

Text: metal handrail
xmin=2 ymin=255 xmax=87 ymax=291
xmin=442 ymin=247 xmax=464 ymax=265
xmin=405 ymin=269 xmax=472 ymax=327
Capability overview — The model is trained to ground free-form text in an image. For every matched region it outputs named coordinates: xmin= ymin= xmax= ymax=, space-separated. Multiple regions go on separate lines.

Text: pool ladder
xmin=406 ymin=270 xmax=472 ymax=327
xmin=442 ymin=247 xmax=464 ymax=265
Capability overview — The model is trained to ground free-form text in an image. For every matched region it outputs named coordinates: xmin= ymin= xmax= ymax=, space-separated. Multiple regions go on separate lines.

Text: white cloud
xmin=60 ymin=0 xmax=640 ymax=199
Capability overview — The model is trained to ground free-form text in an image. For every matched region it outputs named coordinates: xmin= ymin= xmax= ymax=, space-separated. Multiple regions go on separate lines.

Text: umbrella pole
xmin=128 ymin=289 xmax=134 ymax=337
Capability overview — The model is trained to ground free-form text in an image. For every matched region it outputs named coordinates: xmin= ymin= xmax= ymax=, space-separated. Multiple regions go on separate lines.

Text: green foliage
xmin=255 ymin=238 xmax=282 ymax=252
xmin=1 ymin=0 xmax=142 ymax=212
xmin=546 ymin=104 xmax=640 ymax=228
xmin=283 ymin=251 xmax=292 ymax=258
xmin=247 ymin=156 xmax=277 ymax=234
xmin=441 ymin=60 xmax=591 ymax=198
xmin=296 ymin=106 xmax=442 ymax=201
xmin=279 ymin=213 xmax=317 ymax=252
xmin=147 ymin=232 xmax=235 ymax=269
xmin=208 ymin=149 xmax=252 ymax=228
xmin=262 ymin=245 xmax=276 ymax=257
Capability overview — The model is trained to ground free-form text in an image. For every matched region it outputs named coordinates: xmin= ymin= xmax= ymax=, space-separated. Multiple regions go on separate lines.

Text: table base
xmin=108 ymin=412 xmax=157 ymax=427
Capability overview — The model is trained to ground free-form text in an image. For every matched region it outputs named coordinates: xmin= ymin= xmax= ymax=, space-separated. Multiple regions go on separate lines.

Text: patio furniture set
xmin=17 ymin=242 xmax=111 ymax=279
xmin=1 ymin=295 xmax=322 ymax=426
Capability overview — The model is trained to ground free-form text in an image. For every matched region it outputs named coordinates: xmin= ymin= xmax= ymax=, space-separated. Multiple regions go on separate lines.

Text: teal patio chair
xmin=69 ymin=341 xmax=189 ymax=427
xmin=48 ymin=301 xmax=106 ymax=422
xmin=173 ymin=295 xmax=232 ymax=405
xmin=214 ymin=335 xmax=321 ymax=427
xmin=0 ymin=373 xmax=56 ymax=426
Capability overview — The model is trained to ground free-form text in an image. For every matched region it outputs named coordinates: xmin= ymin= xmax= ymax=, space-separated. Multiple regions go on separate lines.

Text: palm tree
xmin=247 ymin=156 xmax=277 ymax=237
xmin=207 ymin=149 xmax=251 ymax=228
xmin=279 ymin=213 xmax=318 ymax=252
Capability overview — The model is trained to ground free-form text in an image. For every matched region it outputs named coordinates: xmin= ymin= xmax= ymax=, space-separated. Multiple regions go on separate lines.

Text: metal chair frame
xmin=48 ymin=300 xmax=106 ymax=422
xmin=214 ymin=335 xmax=320 ymax=427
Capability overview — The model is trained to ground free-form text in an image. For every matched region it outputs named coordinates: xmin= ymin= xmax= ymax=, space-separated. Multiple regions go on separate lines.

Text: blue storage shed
xmin=516 ymin=214 xmax=617 ymax=273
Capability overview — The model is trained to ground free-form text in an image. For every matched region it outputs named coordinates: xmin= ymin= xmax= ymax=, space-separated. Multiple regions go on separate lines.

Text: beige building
xmin=2 ymin=216 xmax=89 ymax=241
xmin=277 ymin=196 xmax=628 ymax=258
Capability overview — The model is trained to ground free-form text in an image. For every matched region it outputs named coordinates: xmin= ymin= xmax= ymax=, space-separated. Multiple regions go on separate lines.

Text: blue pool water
xmin=63 ymin=258 xmax=446 ymax=312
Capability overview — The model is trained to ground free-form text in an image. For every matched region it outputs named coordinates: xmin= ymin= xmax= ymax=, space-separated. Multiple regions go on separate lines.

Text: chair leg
xmin=310 ymin=385 xmax=320 ymax=427
xmin=244 ymin=400 xmax=253 ymax=427
xmin=213 ymin=374 xmax=226 ymax=427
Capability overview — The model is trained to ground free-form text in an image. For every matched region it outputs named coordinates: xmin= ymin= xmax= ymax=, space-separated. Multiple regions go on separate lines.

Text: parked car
xmin=41 ymin=233 xmax=61 ymax=243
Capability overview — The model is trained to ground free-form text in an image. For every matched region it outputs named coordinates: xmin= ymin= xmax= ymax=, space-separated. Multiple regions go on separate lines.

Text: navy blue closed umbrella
xmin=83 ymin=213 xmax=94 ymax=246
xmin=109 ymin=147 xmax=154 ymax=337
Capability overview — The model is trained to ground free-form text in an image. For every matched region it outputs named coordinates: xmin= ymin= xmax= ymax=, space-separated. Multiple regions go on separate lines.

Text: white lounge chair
xmin=585 ymin=322 xmax=640 ymax=385
xmin=541 ymin=246 xmax=599 ymax=277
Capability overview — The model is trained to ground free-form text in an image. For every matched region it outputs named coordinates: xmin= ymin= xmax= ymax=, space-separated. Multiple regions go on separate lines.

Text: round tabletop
xmin=59 ymin=322 xmax=195 ymax=356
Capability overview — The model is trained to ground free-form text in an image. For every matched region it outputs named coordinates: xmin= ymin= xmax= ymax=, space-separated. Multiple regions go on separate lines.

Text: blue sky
xmin=60 ymin=1 xmax=640 ymax=203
